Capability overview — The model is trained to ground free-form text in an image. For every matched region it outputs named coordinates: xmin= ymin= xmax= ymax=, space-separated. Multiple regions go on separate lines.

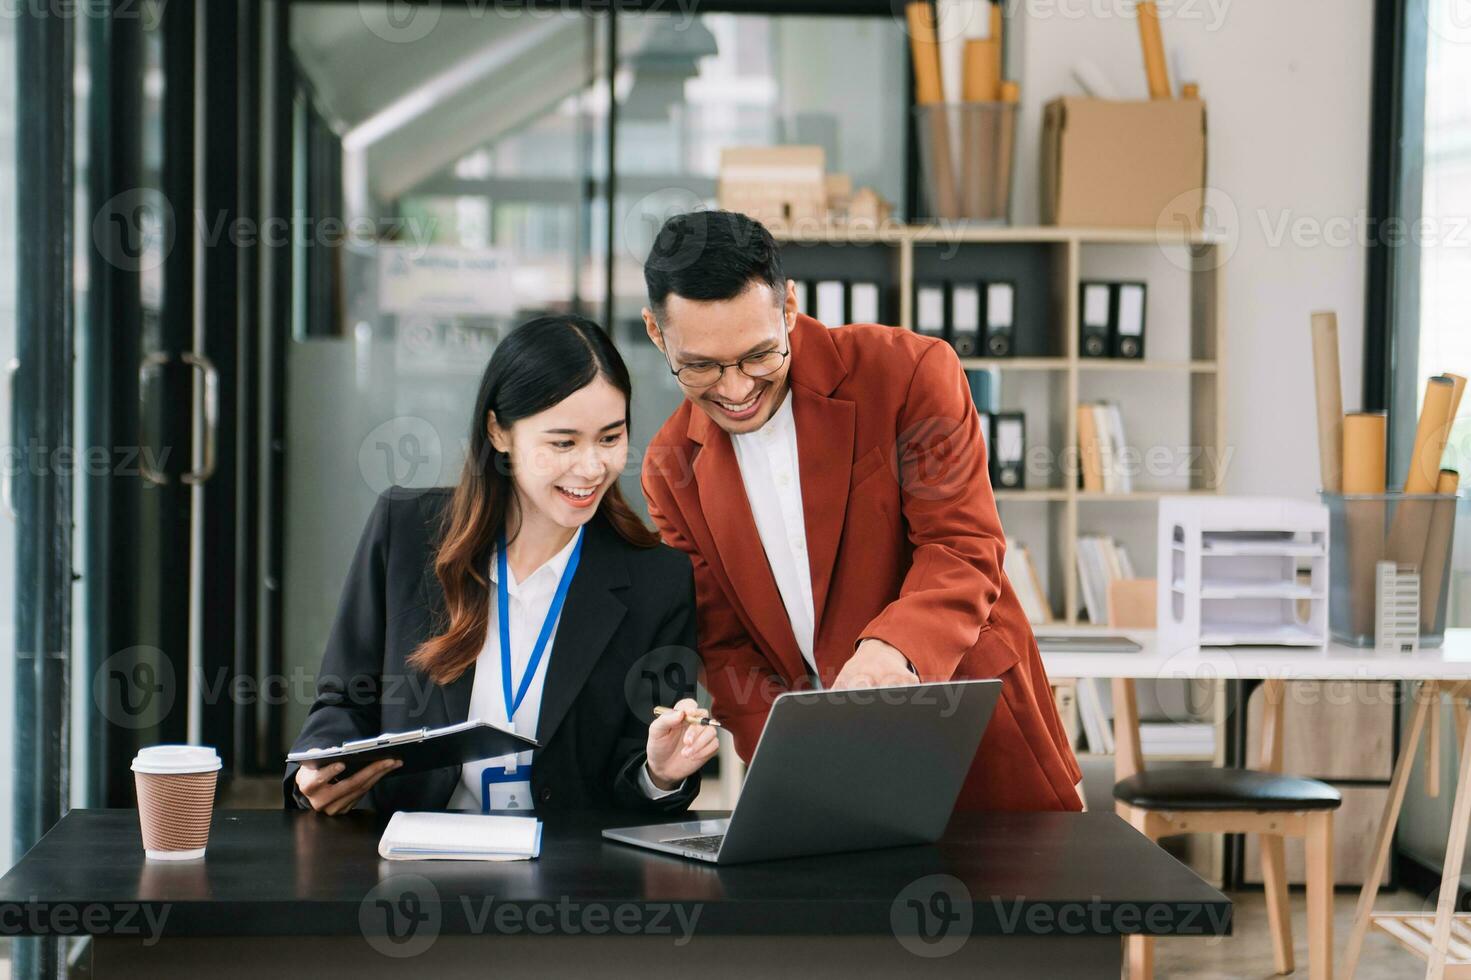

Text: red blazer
xmin=642 ymin=314 xmax=1083 ymax=811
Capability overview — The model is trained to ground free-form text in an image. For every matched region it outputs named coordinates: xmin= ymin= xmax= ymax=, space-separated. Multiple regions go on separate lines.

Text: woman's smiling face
xmin=490 ymin=376 xmax=630 ymax=530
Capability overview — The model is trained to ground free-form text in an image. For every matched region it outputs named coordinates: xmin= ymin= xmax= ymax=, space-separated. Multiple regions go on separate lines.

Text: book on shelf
xmin=1138 ymin=722 xmax=1216 ymax=757
xmin=815 ymin=280 xmax=845 ymax=326
xmin=915 ymin=282 xmax=946 ymax=342
xmin=791 ymin=279 xmax=810 ymax=315
xmin=850 ymin=281 xmax=881 ymax=323
xmin=1076 ymin=678 xmax=1101 ymax=752
xmin=1072 ymin=683 xmax=1214 ymax=758
xmin=988 ymin=413 xmax=1026 ymax=490
xmin=1077 ymin=404 xmax=1103 ymax=491
xmin=966 ymin=366 xmax=998 ymax=414
xmin=1052 ymin=682 xmax=1080 ymax=748
xmin=1004 ymin=540 xmax=1052 ymax=624
xmin=1024 ymin=547 xmax=1051 ymax=623
xmin=1092 ymin=404 xmax=1118 ymax=492
xmin=1076 ymin=401 xmax=1132 ymax=493
xmin=1075 ymin=677 xmax=1114 ymax=754
xmin=1075 ymin=534 xmax=1136 ymax=624
xmin=950 ymin=283 xmax=981 ymax=356
xmin=1094 ymin=401 xmax=1133 ymax=493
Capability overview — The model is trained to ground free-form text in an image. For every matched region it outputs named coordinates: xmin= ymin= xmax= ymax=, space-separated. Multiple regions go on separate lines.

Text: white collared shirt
xmin=447 ymin=528 xmax=678 ymax=810
xmin=730 ymin=392 xmax=820 ymax=681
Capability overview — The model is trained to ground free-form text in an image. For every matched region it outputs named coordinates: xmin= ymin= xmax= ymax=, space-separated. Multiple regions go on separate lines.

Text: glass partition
xmin=283 ymin=5 xmax=608 ymax=738
xmin=610 ymin=12 xmax=908 ymax=514
xmin=0 ymin=0 xmax=19 ymax=876
xmin=279 ymin=5 xmax=908 ymax=740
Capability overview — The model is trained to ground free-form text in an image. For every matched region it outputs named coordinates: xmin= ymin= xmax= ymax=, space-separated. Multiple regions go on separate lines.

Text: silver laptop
xmin=602 ymin=679 xmax=1001 ymax=865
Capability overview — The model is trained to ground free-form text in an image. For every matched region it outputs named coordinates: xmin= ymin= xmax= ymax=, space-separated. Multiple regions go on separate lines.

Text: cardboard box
xmin=1040 ymin=98 xmax=1206 ymax=228
xmin=717 ymin=146 xmax=827 ymax=228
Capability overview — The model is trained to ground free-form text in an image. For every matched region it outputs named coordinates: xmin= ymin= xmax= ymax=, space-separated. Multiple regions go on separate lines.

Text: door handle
xmin=138 ymin=351 xmax=171 ymax=485
xmin=3 ymin=357 xmax=17 ymax=519
xmin=181 ymin=352 xmax=218 ymax=485
xmin=138 ymin=351 xmax=219 ymax=485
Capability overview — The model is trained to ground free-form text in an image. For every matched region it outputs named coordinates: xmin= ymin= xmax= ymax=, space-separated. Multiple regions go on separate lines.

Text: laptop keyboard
xmin=663 ymin=833 xmax=724 ymax=853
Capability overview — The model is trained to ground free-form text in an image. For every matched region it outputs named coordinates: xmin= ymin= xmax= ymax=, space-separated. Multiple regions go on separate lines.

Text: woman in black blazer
xmin=285 ymin=315 xmax=717 ymax=815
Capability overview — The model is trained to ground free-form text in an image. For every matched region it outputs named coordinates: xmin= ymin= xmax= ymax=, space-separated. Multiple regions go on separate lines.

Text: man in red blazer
xmin=639 ymin=211 xmax=1081 ymax=811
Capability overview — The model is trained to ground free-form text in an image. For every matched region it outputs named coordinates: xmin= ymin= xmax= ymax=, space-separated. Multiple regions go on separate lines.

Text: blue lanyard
xmin=497 ymin=527 xmax=584 ymax=722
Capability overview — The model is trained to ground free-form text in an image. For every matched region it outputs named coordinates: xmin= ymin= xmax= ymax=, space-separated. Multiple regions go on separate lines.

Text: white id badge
xmin=481 ymin=761 xmax=533 ymax=812
xmin=486 ymin=779 xmax=532 ymax=811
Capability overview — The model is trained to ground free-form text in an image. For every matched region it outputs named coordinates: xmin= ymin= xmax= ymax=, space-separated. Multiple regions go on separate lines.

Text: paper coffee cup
xmin=132 ymin=745 xmax=221 ymax=861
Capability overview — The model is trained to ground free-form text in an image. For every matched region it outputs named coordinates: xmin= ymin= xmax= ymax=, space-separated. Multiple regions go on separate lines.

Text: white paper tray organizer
xmin=1158 ymin=496 xmax=1329 ymax=654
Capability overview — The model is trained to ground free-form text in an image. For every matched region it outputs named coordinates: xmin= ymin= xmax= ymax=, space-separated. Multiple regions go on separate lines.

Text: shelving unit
xmin=959 ymin=356 xmax=1067 ymax=371
xmin=1076 ymin=359 xmax=1219 ymax=373
xmin=774 ymin=223 xmax=1227 ymax=624
xmin=1193 ymin=578 xmax=1320 ymax=600
xmin=994 ymin=489 xmax=1069 ymax=501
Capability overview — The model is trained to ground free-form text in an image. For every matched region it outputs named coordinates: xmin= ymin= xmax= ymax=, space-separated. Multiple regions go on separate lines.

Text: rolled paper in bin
xmin=1387 ymin=376 xmax=1455 ymax=578
xmin=1405 ymin=376 xmax=1455 ymax=494
xmin=995 ymin=82 xmax=1020 ymax=222
xmin=962 ymin=38 xmax=1000 ymax=103
xmin=1344 ymin=412 xmax=1387 ymax=494
xmin=959 ymin=6 xmax=1003 ymax=216
xmin=918 ymin=104 xmax=1014 ymax=223
xmin=1443 ymin=372 xmax=1467 ymax=436
xmin=1343 ymin=411 xmax=1387 ymax=639
xmin=958 ymin=102 xmax=992 ymax=218
xmin=907 ymin=2 xmax=946 ymax=104
xmin=1136 ymin=1 xmax=1172 ymax=100
xmin=908 ymin=3 xmax=960 ymax=219
xmin=1310 ymin=311 xmax=1344 ymax=494
xmin=1421 ymin=470 xmax=1461 ymax=635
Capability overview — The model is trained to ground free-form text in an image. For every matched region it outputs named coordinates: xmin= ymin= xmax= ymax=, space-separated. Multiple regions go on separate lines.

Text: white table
xmin=1040 ymin=628 xmax=1471 ymax=979
xmin=1039 ymin=627 xmax=1471 ymax=682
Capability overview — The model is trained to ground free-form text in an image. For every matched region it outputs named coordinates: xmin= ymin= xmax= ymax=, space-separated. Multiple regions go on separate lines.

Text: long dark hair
xmin=409 ymin=314 xmax=659 ymax=684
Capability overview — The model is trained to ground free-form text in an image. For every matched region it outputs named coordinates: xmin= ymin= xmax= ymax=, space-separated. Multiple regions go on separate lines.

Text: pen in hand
xmin=652 ymin=706 xmax=724 ymax=729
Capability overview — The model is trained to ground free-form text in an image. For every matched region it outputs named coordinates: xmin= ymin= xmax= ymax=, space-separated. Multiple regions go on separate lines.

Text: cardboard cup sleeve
xmin=135 ymin=771 xmax=218 ymax=858
xmin=132 ymin=745 xmax=221 ymax=861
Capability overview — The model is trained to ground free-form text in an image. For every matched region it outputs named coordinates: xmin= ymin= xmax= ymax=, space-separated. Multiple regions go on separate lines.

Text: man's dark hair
xmin=643 ymin=210 xmax=785 ymax=318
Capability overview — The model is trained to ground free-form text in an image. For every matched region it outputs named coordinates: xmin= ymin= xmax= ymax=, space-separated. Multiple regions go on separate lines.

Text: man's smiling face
xmin=644 ymin=280 xmax=798 ymax=436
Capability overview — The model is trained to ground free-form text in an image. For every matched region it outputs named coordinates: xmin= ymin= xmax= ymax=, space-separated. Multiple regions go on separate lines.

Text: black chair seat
xmin=1114 ymin=768 xmax=1343 ymax=812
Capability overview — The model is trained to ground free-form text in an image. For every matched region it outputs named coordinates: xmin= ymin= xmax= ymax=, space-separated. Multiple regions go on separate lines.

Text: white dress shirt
xmin=730 ymin=392 xmax=820 ymax=681
xmin=448 ymin=528 xmax=677 ymax=811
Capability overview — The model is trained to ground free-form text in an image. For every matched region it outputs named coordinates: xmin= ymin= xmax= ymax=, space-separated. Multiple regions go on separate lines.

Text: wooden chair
xmin=1105 ymin=580 xmax=1342 ymax=980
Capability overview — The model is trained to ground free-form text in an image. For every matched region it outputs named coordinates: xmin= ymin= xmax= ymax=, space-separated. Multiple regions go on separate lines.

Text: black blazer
xmin=284 ymin=486 xmax=701 ymax=815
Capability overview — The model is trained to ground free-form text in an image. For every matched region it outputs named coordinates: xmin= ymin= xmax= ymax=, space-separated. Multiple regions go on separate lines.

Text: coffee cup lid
xmin=131 ymin=745 xmax=222 ymax=775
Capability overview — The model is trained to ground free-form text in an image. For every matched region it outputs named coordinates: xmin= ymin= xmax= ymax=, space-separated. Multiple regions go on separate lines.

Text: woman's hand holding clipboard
xmin=295 ymin=757 xmax=403 ymax=815
xmin=288 ymin=719 xmax=538 ymax=815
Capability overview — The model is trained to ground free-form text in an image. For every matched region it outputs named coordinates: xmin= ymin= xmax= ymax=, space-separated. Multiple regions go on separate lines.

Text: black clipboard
xmin=286 ymin=719 xmax=538 ymax=779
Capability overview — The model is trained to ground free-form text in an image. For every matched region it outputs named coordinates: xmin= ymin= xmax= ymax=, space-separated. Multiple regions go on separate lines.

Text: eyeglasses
xmin=656 ymin=323 xmax=791 ymax=388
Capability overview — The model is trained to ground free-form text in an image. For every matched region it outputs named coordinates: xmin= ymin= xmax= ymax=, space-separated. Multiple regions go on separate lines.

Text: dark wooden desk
xmin=0 ymin=808 xmax=1229 ymax=978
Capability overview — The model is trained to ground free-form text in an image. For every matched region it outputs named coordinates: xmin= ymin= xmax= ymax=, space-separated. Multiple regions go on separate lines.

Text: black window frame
xmin=1363 ymin=0 xmax=1431 ymax=482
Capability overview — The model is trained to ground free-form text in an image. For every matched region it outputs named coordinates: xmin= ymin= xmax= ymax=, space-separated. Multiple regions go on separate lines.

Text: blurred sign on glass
xmin=378 ymin=245 xmax=516 ymax=317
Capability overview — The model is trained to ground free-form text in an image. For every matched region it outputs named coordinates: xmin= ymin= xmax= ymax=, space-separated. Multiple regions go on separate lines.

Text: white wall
xmin=1010 ymin=0 xmax=1374 ymax=497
